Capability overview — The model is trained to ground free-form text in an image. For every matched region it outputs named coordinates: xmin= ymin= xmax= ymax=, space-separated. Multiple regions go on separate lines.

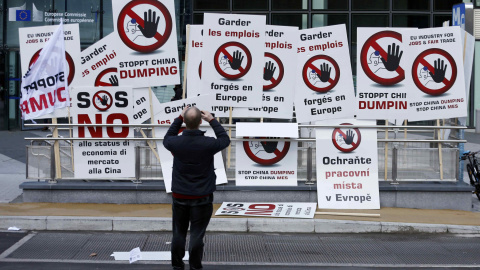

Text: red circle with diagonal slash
xmin=263 ymin=53 xmax=284 ymax=91
xmin=30 ymin=49 xmax=75 ymax=85
xmin=214 ymin=42 xmax=252 ymax=80
xmin=331 ymin=124 xmax=361 ymax=153
xmin=199 ymin=61 xmax=202 ymax=79
xmin=360 ymin=31 xmax=404 ymax=85
xmin=412 ymin=48 xmax=457 ymax=96
xmin=302 ymin=55 xmax=340 ymax=93
xmin=92 ymin=90 xmax=113 ymax=111
xmin=243 ymin=138 xmax=290 ymax=165
xmin=95 ymin=68 xmax=118 ymax=87
xmin=117 ymin=0 xmax=172 ymax=53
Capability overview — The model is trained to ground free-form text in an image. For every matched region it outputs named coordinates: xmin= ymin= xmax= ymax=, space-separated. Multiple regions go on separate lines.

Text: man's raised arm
xmin=201 ymin=110 xmax=231 ymax=154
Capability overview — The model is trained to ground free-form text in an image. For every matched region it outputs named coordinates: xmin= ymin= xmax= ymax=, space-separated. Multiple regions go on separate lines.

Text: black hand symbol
xmin=318 ymin=63 xmax=331 ymax=83
xmin=261 ymin=141 xmax=278 ymax=153
xmin=429 ymin=58 xmax=447 ymax=83
xmin=138 ymin=9 xmax=160 ymax=38
xmin=263 ymin=61 xmax=276 ymax=81
xmin=380 ymin=43 xmax=403 ymax=72
xmin=100 ymin=95 xmax=109 ymax=106
xmin=109 ymin=75 xmax=118 ymax=86
xmin=229 ymin=50 xmax=244 ymax=70
xmin=344 ymin=130 xmax=355 ymax=145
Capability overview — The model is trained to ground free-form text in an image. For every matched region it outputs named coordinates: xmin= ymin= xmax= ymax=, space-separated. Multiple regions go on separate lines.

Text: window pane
xmin=434 ymin=0 xmax=462 ymax=11
xmin=393 ymin=0 xmax=430 ymax=11
xmin=194 ymin=0 xmax=229 ymax=11
xmin=193 ymin=13 xmax=204 ymax=24
xmin=312 ymin=0 xmax=348 ymax=10
xmin=233 ymin=0 xmax=268 ymax=10
xmin=393 ymin=14 xmax=430 ymax=28
xmin=55 ymin=0 xmax=101 ymax=45
xmin=312 ymin=14 xmax=348 ymax=28
xmin=6 ymin=0 xmax=53 ymax=47
xmin=271 ymin=14 xmax=308 ymax=29
xmin=102 ymin=0 xmax=114 ymax=38
xmin=352 ymin=0 xmax=389 ymax=10
xmin=272 ymin=0 xmax=308 ymax=10
xmin=433 ymin=15 xmax=452 ymax=27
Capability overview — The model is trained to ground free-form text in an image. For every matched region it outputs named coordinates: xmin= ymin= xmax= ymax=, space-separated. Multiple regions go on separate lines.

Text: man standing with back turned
xmin=163 ymin=106 xmax=231 ymax=270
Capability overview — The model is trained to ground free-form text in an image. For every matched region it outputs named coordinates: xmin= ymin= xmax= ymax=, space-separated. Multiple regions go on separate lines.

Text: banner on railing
xmin=235 ymin=123 xmax=298 ymax=186
xmin=215 ymin=202 xmax=317 ymax=219
xmin=71 ymin=86 xmax=135 ymax=179
xmin=315 ymin=119 xmax=380 ymax=209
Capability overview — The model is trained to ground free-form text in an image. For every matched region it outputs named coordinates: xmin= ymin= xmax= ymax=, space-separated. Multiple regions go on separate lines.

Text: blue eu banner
xmin=16 ymin=10 xmax=31 ymax=21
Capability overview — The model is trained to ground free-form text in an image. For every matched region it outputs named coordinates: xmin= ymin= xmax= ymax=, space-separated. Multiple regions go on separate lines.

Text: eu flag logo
xmin=16 ymin=10 xmax=31 ymax=21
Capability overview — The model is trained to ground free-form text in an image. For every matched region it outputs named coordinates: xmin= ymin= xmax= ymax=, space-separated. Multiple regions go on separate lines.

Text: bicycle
xmin=460 ymin=150 xmax=480 ymax=200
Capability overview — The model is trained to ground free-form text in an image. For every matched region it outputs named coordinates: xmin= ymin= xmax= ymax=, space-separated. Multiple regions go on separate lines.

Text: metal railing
xmin=25 ymin=123 xmax=466 ymax=184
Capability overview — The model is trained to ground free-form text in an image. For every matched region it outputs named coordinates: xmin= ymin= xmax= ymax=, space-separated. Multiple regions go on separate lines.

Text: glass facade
xmin=0 ymin=0 xmax=468 ymax=129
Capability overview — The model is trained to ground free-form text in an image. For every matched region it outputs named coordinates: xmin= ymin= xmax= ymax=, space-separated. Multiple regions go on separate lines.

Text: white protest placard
xmin=215 ymin=202 xmax=317 ymax=219
xmin=236 ymin=140 xmax=297 ymax=186
xmin=315 ymin=119 xmax=380 ymax=209
xmin=355 ymin=28 xmax=413 ymax=120
xmin=236 ymin=123 xmax=298 ymax=138
xmin=153 ymin=96 xmax=228 ymax=193
xmin=201 ymin=13 xmax=265 ymax=108
xmin=129 ymin=247 xmax=142 ymax=264
xmin=112 ymin=0 xmax=180 ymax=87
xmin=19 ymin=23 xmax=81 ymax=119
xmin=186 ymin=25 xmax=204 ymax=98
xmin=186 ymin=25 xmax=230 ymax=117
xmin=77 ymin=33 xmax=121 ymax=87
xmin=403 ymin=27 xmax=467 ymax=121
xmin=294 ymin=24 xmax=355 ymax=123
xmin=132 ymin=87 xmax=162 ymax=124
xmin=233 ymin=25 xmax=297 ymax=119
xmin=71 ymin=86 xmax=135 ymax=179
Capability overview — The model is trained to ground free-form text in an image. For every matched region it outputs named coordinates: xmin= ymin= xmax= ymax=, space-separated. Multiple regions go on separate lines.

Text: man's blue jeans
xmin=171 ymin=194 xmax=213 ymax=270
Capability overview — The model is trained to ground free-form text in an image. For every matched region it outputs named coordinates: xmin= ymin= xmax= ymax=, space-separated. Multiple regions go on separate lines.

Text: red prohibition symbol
xmin=412 ymin=48 xmax=457 ymax=96
xmin=95 ymin=68 xmax=118 ymax=87
xmin=29 ymin=49 xmax=75 ymax=85
xmin=302 ymin=55 xmax=340 ymax=93
xmin=243 ymin=138 xmax=290 ymax=165
xmin=214 ymin=42 xmax=252 ymax=80
xmin=360 ymin=31 xmax=405 ymax=85
xmin=331 ymin=124 xmax=361 ymax=153
xmin=263 ymin=52 xmax=284 ymax=91
xmin=117 ymin=0 xmax=173 ymax=53
xmin=92 ymin=90 xmax=113 ymax=111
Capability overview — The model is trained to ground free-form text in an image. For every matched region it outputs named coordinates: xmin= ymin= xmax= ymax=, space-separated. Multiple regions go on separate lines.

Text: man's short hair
xmin=184 ymin=107 xmax=202 ymax=129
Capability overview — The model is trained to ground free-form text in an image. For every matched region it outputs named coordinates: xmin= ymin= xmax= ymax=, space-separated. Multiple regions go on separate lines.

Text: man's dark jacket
xmin=163 ymin=116 xmax=230 ymax=196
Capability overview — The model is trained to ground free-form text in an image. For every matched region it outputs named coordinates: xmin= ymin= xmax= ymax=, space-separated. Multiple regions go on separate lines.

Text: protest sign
xmin=201 ymin=13 xmax=265 ymax=108
xmin=78 ymin=33 xmax=121 ymax=87
xmin=215 ymin=202 xmax=317 ymax=219
xmin=185 ymin=25 xmax=230 ymax=117
xmin=316 ymin=119 xmax=380 ymax=209
xmin=233 ymin=25 xmax=297 ymax=119
xmin=112 ymin=0 xmax=180 ymax=87
xmin=71 ymin=86 xmax=135 ymax=179
xmin=153 ymin=95 xmax=228 ymax=193
xmin=403 ymin=27 xmax=467 ymax=121
xmin=19 ymin=23 xmax=70 ymax=120
xmin=235 ymin=123 xmax=297 ymax=186
xmin=131 ymin=87 xmax=162 ymax=124
xmin=19 ymin=23 xmax=80 ymax=119
xmin=294 ymin=24 xmax=355 ymax=123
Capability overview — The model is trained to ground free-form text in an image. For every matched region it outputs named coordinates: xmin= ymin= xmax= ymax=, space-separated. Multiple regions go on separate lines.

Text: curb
xmin=1 ymin=216 xmax=479 ymax=234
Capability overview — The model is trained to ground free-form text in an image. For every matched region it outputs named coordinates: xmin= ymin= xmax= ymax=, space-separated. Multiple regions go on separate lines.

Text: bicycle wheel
xmin=466 ymin=164 xmax=476 ymax=186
